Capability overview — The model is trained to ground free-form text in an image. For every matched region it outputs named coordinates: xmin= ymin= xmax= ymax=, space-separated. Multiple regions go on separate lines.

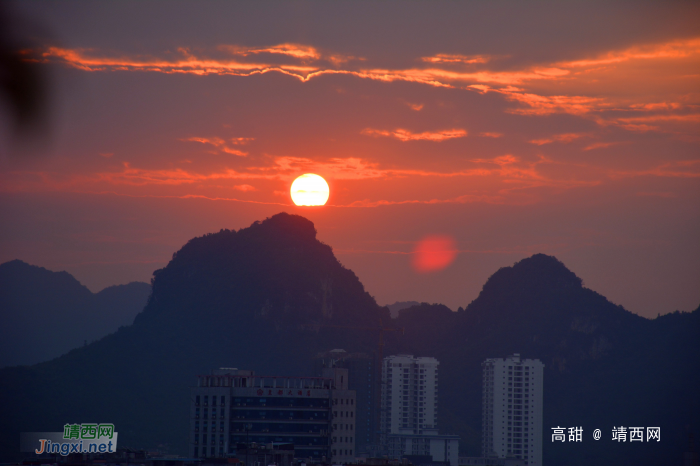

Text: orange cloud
xmin=582 ymin=141 xmax=625 ymax=151
xmin=561 ymin=37 xmax=700 ymax=68
xmin=181 ymin=136 xmax=249 ymax=156
xmin=631 ymin=102 xmax=683 ymax=111
xmin=421 ymin=54 xmax=491 ymax=64
xmin=42 ymin=46 xmax=319 ymax=79
xmin=361 ymin=128 xmax=467 ymax=142
xmin=529 ymin=133 xmax=587 ymax=145
xmin=489 ymin=86 xmax=606 ymax=116
xmin=363 ymin=66 xmax=570 ymax=87
xmin=2 ymin=151 xmax=584 ymax=193
xmin=12 ymin=37 xmax=700 ymax=210
xmin=230 ymin=137 xmax=255 ymax=145
xmin=40 ymin=36 xmax=700 ymax=131
xmin=1 ymin=149 xmax=618 ymax=209
xmin=269 ymin=156 xmax=491 ymax=180
xmin=96 ymin=163 xmax=257 ymax=186
xmin=219 ymin=43 xmax=359 ymax=67
xmin=221 ymin=43 xmax=320 ymax=60
xmin=602 ymin=114 xmax=700 ymax=133
xmin=616 ymin=114 xmax=700 ymax=124
xmin=344 ymin=193 xmax=505 ymax=208
xmin=233 ymin=184 xmax=256 ymax=191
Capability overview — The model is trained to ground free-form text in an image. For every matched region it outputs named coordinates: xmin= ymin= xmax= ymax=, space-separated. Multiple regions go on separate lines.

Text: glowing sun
xmin=290 ymin=174 xmax=330 ymax=206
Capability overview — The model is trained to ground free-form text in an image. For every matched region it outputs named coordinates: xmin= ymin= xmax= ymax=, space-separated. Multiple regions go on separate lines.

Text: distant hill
xmin=386 ymin=301 xmax=421 ymax=318
xmin=392 ymin=255 xmax=700 ymax=465
xmin=0 ymin=215 xmax=697 ymax=466
xmin=0 ymin=260 xmax=151 ymax=367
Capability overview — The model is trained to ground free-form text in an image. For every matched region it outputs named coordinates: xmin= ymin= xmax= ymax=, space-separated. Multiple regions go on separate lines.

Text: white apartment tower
xmin=382 ymin=354 xmax=439 ymax=435
xmin=380 ymin=355 xmax=458 ymax=466
xmin=481 ymin=354 xmax=544 ymax=466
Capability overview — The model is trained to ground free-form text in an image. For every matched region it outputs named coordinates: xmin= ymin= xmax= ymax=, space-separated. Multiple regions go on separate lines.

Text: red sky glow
xmin=0 ymin=1 xmax=698 ymax=318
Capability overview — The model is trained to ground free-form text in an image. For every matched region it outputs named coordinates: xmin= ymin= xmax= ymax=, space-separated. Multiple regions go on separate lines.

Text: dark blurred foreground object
xmin=0 ymin=3 xmax=50 ymax=140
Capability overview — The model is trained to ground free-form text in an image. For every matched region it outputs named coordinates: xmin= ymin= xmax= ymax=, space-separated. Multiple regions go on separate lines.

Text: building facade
xmin=189 ymin=368 xmax=356 ymax=464
xmin=381 ymin=355 xmax=458 ymax=466
xmin=386 ymin=433 xmax=459 ymax=466
xmin=459 ymin=457 xmax=524 ymax=466
xmin=314 ymin=349 xmax=376 ymax=456
xmin=481 ymin=354 xmax=544 ymax=466
xmin=381 ymin=355 xmax=438 ymax=435
xmin=324 ymin=367 xmax=357 ymax=464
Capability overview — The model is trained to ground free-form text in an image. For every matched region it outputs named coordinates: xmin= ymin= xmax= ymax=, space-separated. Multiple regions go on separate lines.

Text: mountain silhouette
xmin=0 ymin=214 xmax=697 ymax=466
xmin=386 ymin=301 xmax=421 ymax=318
xmin=0 ymin=260 xmax=151 ymax=367
xmin=137 ymin=212 xmax=385 ymax=329
xmin=392 ymin=254 xmax=699 ymax=465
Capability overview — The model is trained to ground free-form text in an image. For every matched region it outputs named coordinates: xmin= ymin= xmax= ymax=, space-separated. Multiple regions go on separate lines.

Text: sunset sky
xmin=1 ymin=1 xmax=698 ymax=318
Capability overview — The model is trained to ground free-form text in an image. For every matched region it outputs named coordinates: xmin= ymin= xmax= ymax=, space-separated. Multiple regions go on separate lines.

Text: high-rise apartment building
xmin=381 ymin=355 xmax=458 ymax=466
xmin=481 ymin=354 xmax=544 ymax=466
xmin=382 ymin=355 xmax=438 ymax=434
xmin=189 ymin=367 xmax=356 ymax=464
xmin=314 ymin=349 xmax=376 ymax=456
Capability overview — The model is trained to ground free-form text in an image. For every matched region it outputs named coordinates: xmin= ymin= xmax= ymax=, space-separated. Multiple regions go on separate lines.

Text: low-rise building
xmin=386 ymin=431 xmax=459 ymax=466
xmin=189 ymin=367 xmax=355 ymax=464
